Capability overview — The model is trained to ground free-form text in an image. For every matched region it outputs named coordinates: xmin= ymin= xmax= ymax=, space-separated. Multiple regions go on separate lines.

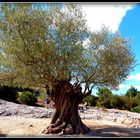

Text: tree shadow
xmin=0 ymin=133 xmax=7 ymax=137
xmin=34 ymin=103 xmax=45 ymax=107
xmin=83 ymin=126 xmax=140 ymax=137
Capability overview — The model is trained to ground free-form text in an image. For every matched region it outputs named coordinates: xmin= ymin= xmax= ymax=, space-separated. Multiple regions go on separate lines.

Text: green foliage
xmin=82 ymin=95 xmax=98 ymax=106
xmin=110 ymin=95 xmax=124 ymax=109
xmin=131 ymin=105 xmax=140 ymax=113
xmin=88 ymin=28 xmax=135 ymax=90
xmin=0 ymin=4 xmax=136 ymax=114
xmin=80 ymin=86 xmax=140 ymax=114
xmin=96 ymin=92 xmax=139 ymax=111
xmin=0 ymin=85 xmax=39 ymax=104
xmin=97 ymin=98 xmax=111 ymax=108
xmin=0 ymin=3 xmax=87 ymax=88
xmin=96 ymin=88 xmax=113 ymax=108
xmin=97 ymin=88 xmax=112 ymax=98
xmin=119 ymin=87 xmax=140 ymax=111
xmin=37 ymin=88 xmax=47 ymax=101
xmin=117 ymin=95 xmax=138 ymax=111
xmin=18 ymin=91 xmax=38 ymax=105
xmin=0 ymin=3 xmax=135 ymax=92
xmin=125 ymin=86 xmax=138 ymax=98
xmin=135 ymin=92 xmax=140 ymax=106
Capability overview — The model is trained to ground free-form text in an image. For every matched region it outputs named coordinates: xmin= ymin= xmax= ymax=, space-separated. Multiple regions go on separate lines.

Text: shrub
xmin=121 ymin=96 xmax=138 ymax=111
xmin=131 ymin=105 xmax=140 ymax=113
xmin=18 ymin=91 xmax=37 ymax=105
xmin=96 ymin=98 xmax=111 ymax=108
xmin=82 ymin=95 xmax=98 ymax=106
xmin=110 ymin=95 xmax=125 ymax=109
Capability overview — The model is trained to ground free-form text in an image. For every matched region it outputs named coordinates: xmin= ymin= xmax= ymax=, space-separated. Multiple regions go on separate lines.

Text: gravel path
xmin=1 ymin=99 xmax=140 ymax=128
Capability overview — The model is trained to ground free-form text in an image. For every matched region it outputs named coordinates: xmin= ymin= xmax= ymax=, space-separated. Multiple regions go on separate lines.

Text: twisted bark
xmin=42 ymin=80 xmax=90 ymax=135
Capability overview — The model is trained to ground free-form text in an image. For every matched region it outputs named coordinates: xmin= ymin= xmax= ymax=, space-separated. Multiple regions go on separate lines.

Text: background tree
xmin=0 ymin=3 xmax=135 ymax=135
xmin=124 ymin=87 xmax=140 ymax=112
xmin=126 ymin=86 xmax=138 ymax=98
xmin=121 ymin=95 xmax=138 ymax=111
xmin=96 ymin=88 xmax=113 ymax=108
xmin=110 ymin=95 xmax=125 ymax=109
xmin=82 ymin=94 xmax=98 ymax=106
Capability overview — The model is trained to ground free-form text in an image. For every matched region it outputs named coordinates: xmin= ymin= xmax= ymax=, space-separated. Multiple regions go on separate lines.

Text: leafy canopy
xmin=0 ymin=3 xmax=135 ymax=92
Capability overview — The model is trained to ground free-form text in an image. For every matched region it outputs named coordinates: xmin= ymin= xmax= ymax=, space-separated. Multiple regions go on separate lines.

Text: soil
xmin=0 ymin=116 xmax=140 ymax=137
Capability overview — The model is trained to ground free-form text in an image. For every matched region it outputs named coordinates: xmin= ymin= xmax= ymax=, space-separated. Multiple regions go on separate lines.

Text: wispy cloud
xmin=119 ymin=84 xmax=140 ymax=90
xmin=127 ymin=73 xmax=140 ymax=81
xmin=81 ymin=4 xmax=135 ymax=32
xmin=134 ymin=85 xmax=140 ymax=90
xmin=118 ymin=73 xmax=140 ymax=91
xmin=119 ymin=84 xmax=130 ymax=89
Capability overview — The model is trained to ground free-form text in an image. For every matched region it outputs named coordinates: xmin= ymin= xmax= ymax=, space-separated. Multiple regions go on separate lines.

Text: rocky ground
xmin=0 ymin=99 xmax=53 ymax=118
xmin=1 ymin=99 xmax=140 ymax=137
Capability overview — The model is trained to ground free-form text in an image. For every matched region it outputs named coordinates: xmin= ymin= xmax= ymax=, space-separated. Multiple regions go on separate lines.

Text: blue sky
xmin=118 ymin=4 xmax=140 ymax=95
xmin=80 ymin=3 xmax=140 ymax=96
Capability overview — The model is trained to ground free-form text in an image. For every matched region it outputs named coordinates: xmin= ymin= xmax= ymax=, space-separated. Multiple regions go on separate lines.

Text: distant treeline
xmin=1 ymin=85 xmax=140 ymax=113
xmin=82 ymin=86 xmax=140 ymax=113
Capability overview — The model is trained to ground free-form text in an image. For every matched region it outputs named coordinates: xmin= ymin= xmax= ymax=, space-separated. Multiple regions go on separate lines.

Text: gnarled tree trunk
xmin=42 ymin=80 xmax=90 ymax=135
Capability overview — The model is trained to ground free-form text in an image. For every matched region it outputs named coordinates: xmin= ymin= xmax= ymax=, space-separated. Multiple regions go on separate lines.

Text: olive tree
xmin=0 ymin=3 xmax=135 ymax=135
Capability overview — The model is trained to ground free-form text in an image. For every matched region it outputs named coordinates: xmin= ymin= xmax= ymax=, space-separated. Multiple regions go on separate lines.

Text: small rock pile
xmin=0 ymin=99 xmax=54 ymax=118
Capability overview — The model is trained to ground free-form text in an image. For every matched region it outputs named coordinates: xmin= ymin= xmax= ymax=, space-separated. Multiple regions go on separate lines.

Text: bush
xmin=0 ymin=86 xmax=39 ymax=104
xmin=18 ymin=91 xmax=38 ymax=105
xmin=82 ymin=95 xmax=98 ymax=106
xmin=121 ymin=96 xmax=138 ymax=111
xmin=131 ymin=105 xmax=140 ymax=113
xmin=110 ymin=95 xmax=125 ymax=109
xmin=96 ymin=98 xmax=111 ymax=108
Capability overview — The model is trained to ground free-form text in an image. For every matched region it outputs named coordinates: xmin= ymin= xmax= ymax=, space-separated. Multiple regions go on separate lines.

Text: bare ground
xmin=1 ymin=116 xmax=140 ymax=137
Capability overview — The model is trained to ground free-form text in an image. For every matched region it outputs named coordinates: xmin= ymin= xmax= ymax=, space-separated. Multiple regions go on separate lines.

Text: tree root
xmin=42 ymin=122 xmax=90 ymax=135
